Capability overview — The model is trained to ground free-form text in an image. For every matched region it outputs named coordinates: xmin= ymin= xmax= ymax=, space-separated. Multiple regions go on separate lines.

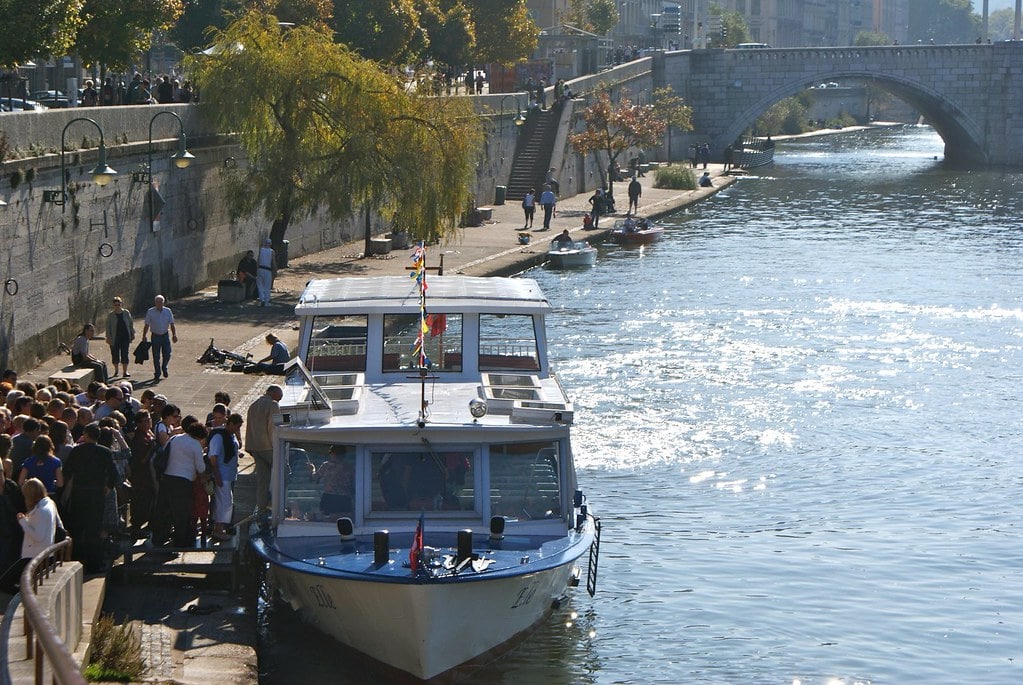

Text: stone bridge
xmin=658 ymin=43 xmax=1023 ymax=166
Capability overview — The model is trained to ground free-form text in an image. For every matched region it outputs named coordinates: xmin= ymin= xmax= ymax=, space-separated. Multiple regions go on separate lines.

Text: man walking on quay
xmin=142 ymin=295 xmax=178 ymax=382
xmin=539 ymin=184 xmax=557 ymax=230
xmin=246 ymin=384 xmax=283 ymax=511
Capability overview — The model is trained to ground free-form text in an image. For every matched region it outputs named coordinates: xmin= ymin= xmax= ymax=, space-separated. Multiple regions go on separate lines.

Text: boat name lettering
xmin=511 ymin=583 xmax=537 ymax=609
xmin=310 ymin=584 xmax=337 ymax=610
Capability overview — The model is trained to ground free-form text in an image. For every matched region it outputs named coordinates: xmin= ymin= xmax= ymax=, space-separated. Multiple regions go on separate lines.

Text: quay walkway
xmin=3 ymin=166 xmax=734 ymax=684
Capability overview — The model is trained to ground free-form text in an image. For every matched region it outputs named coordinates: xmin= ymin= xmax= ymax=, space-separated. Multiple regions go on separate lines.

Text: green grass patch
xmin=653 ymin=164 xmax=697 ymax=190
xmin=84 ymin=614 xmax=145 ymax=682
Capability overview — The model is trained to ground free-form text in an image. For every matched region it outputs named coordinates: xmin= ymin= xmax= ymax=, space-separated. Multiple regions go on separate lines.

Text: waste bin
xmin=273 ymin=239 xmax=289 ymax=268
xmin=494 ymin=185 xmax=507 ymax=205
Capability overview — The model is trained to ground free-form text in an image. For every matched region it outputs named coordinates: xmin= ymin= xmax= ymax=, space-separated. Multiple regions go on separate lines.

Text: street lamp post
xmin=43 ymin=117 xmax=118 ymax=212
xmin=132 ymin=110 xmax=196 ymax=230
xmin=499 ymin=94 xmax=525 ymax=135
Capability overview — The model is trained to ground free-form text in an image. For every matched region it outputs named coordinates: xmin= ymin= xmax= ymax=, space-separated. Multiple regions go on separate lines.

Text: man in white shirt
xmin=141 ymin=295 xmax=178 ymax=382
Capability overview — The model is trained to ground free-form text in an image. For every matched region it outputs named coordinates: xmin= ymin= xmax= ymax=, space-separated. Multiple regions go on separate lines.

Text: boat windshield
xmin=489 ymin=442 xmax=561 ymax=520
xmin=383 ymin=314 xmax=463 ymax=371
xmin=479 ymin=314 xmax=540 ymax=371
xmin=282 ymin=443 xmax=357 ymax=522
xmin=371 ymin=450 xmax=475 ymax=512
xmin=306 ymin=316 xmax=368 ymax=372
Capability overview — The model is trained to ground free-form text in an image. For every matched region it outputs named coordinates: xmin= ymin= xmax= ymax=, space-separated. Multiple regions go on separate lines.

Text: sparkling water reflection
xmin=261 ymin=127 xmax=1023 ymax=684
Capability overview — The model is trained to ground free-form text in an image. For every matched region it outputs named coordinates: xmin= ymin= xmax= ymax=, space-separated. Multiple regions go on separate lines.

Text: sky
xmin=980 ymin=0 xmax=1016 ymax=12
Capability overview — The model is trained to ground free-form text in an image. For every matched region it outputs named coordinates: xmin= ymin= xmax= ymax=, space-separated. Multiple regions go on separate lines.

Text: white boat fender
xmin=457 ymin=529 xmax=473 ymax=564
xmin=374 ymin=530 xmax=390 ymax=566
xmin=336 ymin=517 xmax=356 ymax=542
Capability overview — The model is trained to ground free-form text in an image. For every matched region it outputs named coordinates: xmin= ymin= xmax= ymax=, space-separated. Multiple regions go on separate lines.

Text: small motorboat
xmin=610 ymin=217 xmax=663 ymax=245
xmin=547 ymin=238 xmax=597 ymax=267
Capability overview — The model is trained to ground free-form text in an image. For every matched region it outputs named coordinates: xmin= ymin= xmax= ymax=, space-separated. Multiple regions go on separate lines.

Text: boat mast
xmin=410 ymin=242 xmax=430 ymax=425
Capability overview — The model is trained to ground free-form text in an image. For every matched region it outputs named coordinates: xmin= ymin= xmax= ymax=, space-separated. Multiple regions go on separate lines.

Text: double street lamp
xmin=43 ymin=117 xmax=117 ymax=212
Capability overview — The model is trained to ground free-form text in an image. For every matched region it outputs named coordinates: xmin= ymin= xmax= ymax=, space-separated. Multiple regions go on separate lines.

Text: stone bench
xmin=48 ymin=364 xmax=94 ymax=387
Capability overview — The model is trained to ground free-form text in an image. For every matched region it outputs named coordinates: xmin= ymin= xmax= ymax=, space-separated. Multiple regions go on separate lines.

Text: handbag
xmin=202 ymin=476 xmax=216 ymax=496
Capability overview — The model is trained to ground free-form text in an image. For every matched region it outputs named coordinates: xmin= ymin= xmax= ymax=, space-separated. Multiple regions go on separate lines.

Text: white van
xmin=736 ymin=43 xmax=771 ymax=49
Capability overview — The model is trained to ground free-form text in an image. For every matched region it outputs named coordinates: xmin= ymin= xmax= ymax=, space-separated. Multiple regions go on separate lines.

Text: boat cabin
xmin=269 ymin=276 xmax=579 ymax=539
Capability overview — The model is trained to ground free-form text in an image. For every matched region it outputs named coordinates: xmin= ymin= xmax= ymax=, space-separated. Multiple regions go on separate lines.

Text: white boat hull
xmin=268 ymin=553 xmax=581 ymax=680
xmin=547 ymin=241 xmax=598 ymax=267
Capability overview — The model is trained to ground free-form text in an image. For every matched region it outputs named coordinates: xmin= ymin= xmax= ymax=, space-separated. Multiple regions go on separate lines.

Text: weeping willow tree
xmin=189 ymin=11 xmax=483 ymax=253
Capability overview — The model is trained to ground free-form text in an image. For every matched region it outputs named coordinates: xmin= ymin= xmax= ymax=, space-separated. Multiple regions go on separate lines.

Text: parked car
xmin=30 ymin=90 xmax=72 ymax=108
xmin=0 ymin=98 xmax=44 ymax=112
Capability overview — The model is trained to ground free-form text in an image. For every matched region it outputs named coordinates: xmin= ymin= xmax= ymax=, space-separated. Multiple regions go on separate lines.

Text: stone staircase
xmin=505 ymin=104 xmax=563 ymax=202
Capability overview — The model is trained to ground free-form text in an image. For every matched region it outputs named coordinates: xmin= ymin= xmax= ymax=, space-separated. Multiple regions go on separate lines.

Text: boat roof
xmin=296 ymin=275 xmax=550 ymax=316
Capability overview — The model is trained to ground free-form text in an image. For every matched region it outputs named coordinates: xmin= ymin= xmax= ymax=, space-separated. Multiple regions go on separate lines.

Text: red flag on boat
xmin=426 ymin=313 xmax=447 ymax=337
xmin=410 ymin=512 xmax=425 ymax=572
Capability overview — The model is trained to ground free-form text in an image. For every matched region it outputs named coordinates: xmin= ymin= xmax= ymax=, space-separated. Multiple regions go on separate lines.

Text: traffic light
xmin=721 ymin=25 xmax=728 ymax=41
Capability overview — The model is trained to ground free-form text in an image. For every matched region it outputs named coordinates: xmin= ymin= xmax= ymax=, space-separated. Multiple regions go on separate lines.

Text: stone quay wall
xmin=0 ymin=59 xmax=655 ymax=373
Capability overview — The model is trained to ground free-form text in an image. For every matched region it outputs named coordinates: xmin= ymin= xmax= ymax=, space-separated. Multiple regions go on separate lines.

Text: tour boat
xmin=250 ymin=246 xmax=601 ymax=681
xmin=610 ymin=217 xmax=663 ymax=245
xmin=547 ymin=238 xmax=598 ymax=267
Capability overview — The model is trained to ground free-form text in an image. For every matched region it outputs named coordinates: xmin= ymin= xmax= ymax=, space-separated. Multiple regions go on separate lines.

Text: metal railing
xmin=1 ymin=592 xmax=23 ymax=685
xmin=19 ymin=538 xmax=87 ymax=685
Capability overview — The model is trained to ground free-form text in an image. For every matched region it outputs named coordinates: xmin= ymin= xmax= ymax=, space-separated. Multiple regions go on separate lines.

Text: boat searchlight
xmin=469 ymin=398 xmax=488 ymax=420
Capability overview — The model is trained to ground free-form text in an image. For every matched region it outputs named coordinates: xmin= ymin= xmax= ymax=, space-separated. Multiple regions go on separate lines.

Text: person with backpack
xmin=151 ymin=420 xmax=207 ymax=547
xmin=207 ymin=413 xmax=243 ymax=541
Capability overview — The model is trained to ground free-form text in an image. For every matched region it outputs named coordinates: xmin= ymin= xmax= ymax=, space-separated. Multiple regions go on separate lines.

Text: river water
xmin=262 ymin=126 xmax=1023 ymax=684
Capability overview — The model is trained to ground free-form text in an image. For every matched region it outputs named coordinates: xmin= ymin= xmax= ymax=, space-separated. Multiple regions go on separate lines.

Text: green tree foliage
xmin=988 ymin=8 xmax=1015 ymax=42
xmin=189 ymin=11 xmax=484 ymax=245
xmin=74 ymin=0 xmax=184 ymax=69
xmin=652 ymin=86 xmax=693 ymax=160
xmin=586 ymin=0 xmax=620 ymax=35
xmin=708 ymin=7 xmax=749 ymax=48
xmin=469 ymin=0 xmax=539 ymax=65
xmin=0 ymin=0 xmax=84 ymax=69
xmin=332 ymin=0 xmax=424 ymax=64
xmin=854 ymin=30 xmax=892 ymax=46
xmin=252 ymin=0 xmax=333 ymax=28
xmin=755 ymin=94 xmax=811 ymax=136
xmin=908 ymin=0 xmax=979 ymax=44
xmin=420 ymin=0 xmax=475 ymax=67
xmin=169 ymin=0 xmax=242 ymax=54
xmin=565 ymin=0 xmax=618 ymax=35
xmin=569 ymin=85 xmax=671 ymax=195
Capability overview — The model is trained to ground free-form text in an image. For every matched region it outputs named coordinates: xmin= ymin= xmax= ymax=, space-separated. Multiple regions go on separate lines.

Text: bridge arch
xmin=720 ymin=73 xmax=985 ymax=166
xmin=664 ymin=45 xmax=1020 ymax=166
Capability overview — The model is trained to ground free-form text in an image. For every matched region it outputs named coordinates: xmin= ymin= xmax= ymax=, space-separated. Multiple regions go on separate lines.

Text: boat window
xmin=282 ymin=443 xmax=356 ymax=522
xmin=306 ymin=316 xmax=368 ymax=372
xmin=489 ymin=442 xmax=561 ymax=520
xmin=479 ymin=314 xmax=540 ymax=371
xmin=370 ymin=450 xmax=474 ymax=513
xmin=382 ymin=314 xmax=463 ymax=371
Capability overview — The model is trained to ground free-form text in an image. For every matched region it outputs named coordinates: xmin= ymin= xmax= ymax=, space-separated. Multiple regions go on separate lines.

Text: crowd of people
xmin=78 ymin=72 xmax=195 ymax=107
xmin=0 ymin=367 xmax=279 ymax=592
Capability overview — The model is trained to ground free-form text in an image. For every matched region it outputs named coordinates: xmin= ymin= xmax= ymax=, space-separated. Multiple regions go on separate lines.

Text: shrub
xmin=83 ymin=614 xmax=145 ymax=682
xmin=653 ymin=164 xmax=696 ymax=190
